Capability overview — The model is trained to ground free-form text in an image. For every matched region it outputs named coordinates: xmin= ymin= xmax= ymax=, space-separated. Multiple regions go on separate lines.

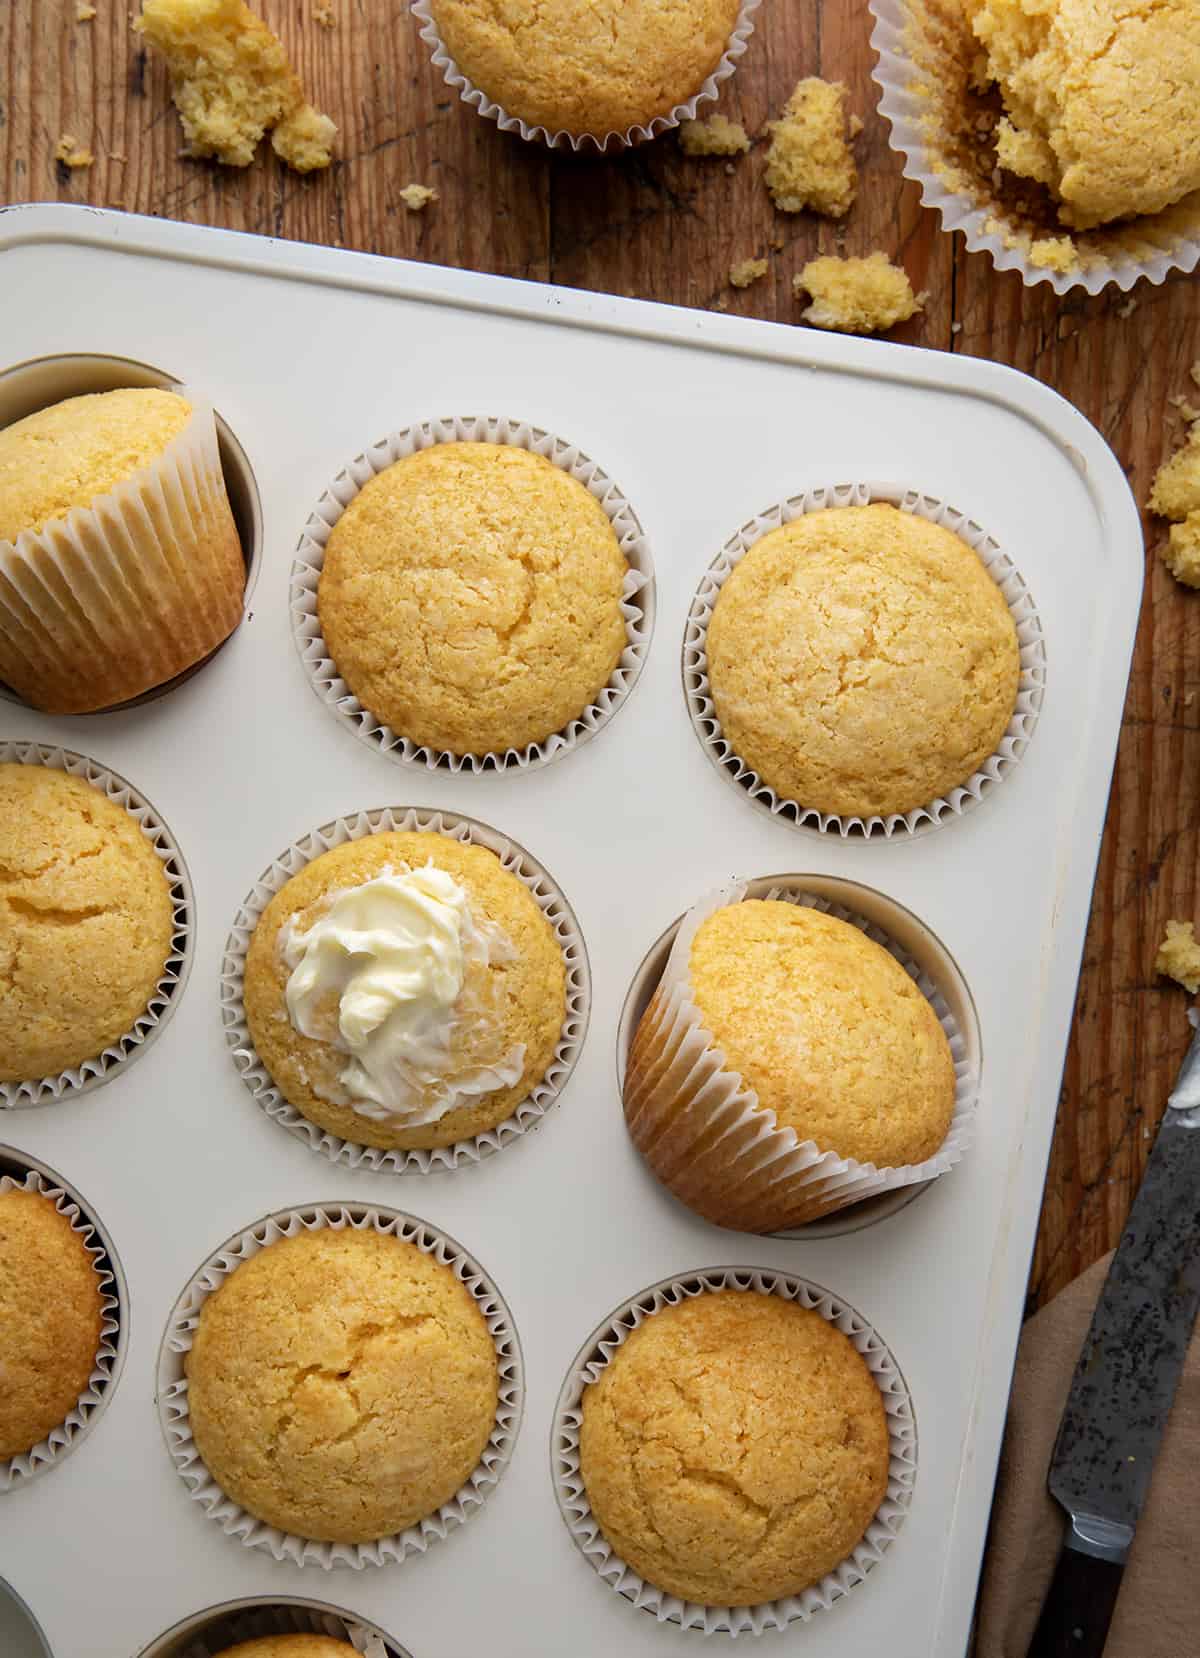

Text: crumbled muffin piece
xmin=1149 ymin=421 xmax=1200 ymax=522
xmin=1156 ymin=920 xmax=1200 ymax=993
xmin=679 ymin=113 xmax=750 ymax=156
xmin=1028 ymin=235 xmax=1077 ymax=273
xmin=313 ymin=2 xmax=335 ymax=23
xmin=1164 ymin=514 xmax=1200 ymax=589
xmin=135 ymin=0 xmax=336 ymax=171
xmin=54 ymin=134 xmax=94 ymax=168
xmin=399 ymin=182 xmax=437 ymax=210
xmin=76 ymin=3 xmax=97 ymax=18
xmin=795 ymin=253 xmax=924 ymax=335
xmin=729 ymin=256 xmax=768 ymax=288
xmin=764 ymin=78 xmax=857 ymax=217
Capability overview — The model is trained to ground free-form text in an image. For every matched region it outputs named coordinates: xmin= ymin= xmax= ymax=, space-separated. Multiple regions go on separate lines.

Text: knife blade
xmin=1028 ymin=1017 xmax=1200 ymax=1657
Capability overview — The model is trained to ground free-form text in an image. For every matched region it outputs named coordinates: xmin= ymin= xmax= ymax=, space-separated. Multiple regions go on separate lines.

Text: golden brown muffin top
xmin=318 ymin=442 xmax=629 ymax=756
xmin=690 ymin=900 xmax=955 ymax=1168
xmin=215 ymin=1639 xmax=359 ymax=1658
xmin=706 ymin=502 xmax=1019 ymax=818
xmin=0 ymin=1186 xmax=105 ymax=1459
xmin=186 ymin=1226 xmax=499 ymax=1544
xmin=0 ymin=764 xmax=174 ymax=1084
xmin=0 ymin=388 xmax=191 ymax=541
xmin=579 ymin=1289 xmax=890 ymax=1606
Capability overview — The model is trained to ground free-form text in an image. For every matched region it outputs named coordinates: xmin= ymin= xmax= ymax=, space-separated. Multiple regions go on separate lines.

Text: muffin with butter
xmin=243 ymin=829 xmax=568 ymax=1151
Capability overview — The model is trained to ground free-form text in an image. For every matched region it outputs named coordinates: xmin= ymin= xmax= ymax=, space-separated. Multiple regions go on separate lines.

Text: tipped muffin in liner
xmin=411 ymin=0 xmax=759 ymax=152
xmin=0 ymin=1161 xmax=124 ymax=1491
xmin=156 ymin=1203 xmax=522 ymax=1568
xmin=684 ymin=481 xmax=1045 ymax=838
xmin=140 ymin=1598 xmax=401 ymax=1658
xmin=623 ymin=880 xmax=978 ymax=1231
xmin=552 ymin=1268 xmax=916 ymax=1634
xmin=0 ymin=387 xmax=246 ymax=712
xmin=222 ymin=805 xmax=589 ymax=1172
xmin=291 ymin=416 xmax=652 ymax=773
xmin=0 ymin=740 xmax=193 ymax=1108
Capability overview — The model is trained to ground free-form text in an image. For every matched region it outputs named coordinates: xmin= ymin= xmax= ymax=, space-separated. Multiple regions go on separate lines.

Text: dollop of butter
xmin=280 ymin=863 xmax=524 ymax=1123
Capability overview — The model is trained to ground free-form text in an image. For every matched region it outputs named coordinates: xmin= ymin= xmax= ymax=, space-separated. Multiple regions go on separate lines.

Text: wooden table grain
xmin=3 ymin=0 xmax=1197 ymax=1312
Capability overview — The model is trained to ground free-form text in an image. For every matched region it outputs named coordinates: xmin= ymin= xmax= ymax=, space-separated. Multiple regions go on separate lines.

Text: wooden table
xmin=4 ymin=0 xmax=1197 ymax=1311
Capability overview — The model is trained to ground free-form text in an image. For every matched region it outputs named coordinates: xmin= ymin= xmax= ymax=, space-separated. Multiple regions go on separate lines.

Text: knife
xmin=1028 ymin=1017 xmax=1200 ymax=1657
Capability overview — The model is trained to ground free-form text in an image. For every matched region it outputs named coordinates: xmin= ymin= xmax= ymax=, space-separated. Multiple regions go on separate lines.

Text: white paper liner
xmin=410 ymin=0 xmax=759 ymax=153
xmin=156 ymin=1203 xmax=523 ymax=1569
xmin=290 ymin=415 xmax=653 ymax=774
xmin=868 ymin=0 xmax=1200 ymax=296
xmin=683 ymin=481 xmax=1045 ymax=839
xmin=552 ymin=1267 xmax=917 ymax=1634
xmin=0 ymin=1162 xmax=124 ymax=1491
xmin=0 ymin=740 xmax=193 ymax=1107
xmin=221 ymin=805 xmax=589 ymax=1171
xmin=623 ymin=880 xmax=978 ymax=1230
xmin=0 ymin=392 xmax=245 ymax=712
xmin=141 ymin=1598 xmax=407 ymax=1658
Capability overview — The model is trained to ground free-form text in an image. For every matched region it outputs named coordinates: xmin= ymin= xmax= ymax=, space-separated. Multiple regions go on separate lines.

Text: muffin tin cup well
xmin=290 ymin=414 xmax=654 ymax=774
xmin=683 ymin=480 xmax=1046 ymax=840
xmin=0 ymin=1152 xmax=126 ymax=1492
xmin=410 ymin=0 xmax=760 ymax=153
xmin=0 ymin=741 xmax=194 ymax=1108
xmin=135 ymin=1595 xmax=410 ymax=1658
xmin=868 ymin=0 xmax=1200 ymax=296
xmin=156 ymin=1203 xmax=524 ymax=1569
xmin=220 ymin=804 xmax=590 ymax=1172
xmin=622 ymin=877 xmax=980 ymax=1232
xmin=551 ymin=1267 xmax=917 ymax=1636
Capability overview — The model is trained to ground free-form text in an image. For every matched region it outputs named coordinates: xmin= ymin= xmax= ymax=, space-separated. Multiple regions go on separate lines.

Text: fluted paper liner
xmin=0 ymin=1163 xmax=123 ymax=1491
xmin=0 ymin=740 xmax=193 ymax=1107
xmin=143 ymin=1598 xmax=405 ymax=1658
xmin=0 ymin=394 xmax=245 ymax=712
xmin=221 ymin=805 xmax=589 ymax=1171
xmin=291 ymin=415 xmax=652 ymax=774
xmin=552 ymin=1267 xmax=917 ymax=1634
xmin=411 ymin=0 xmax=759 ymax=152
xmin=684 ymin=481 xmax=1045 ymax=838
xmin=868 ymin=0 xmax=1200 ymax=296
xmin=157 ymin=1204 xmax=523 ymax=1569
xmin=624 ymin=881 xmax=977 ymax=1229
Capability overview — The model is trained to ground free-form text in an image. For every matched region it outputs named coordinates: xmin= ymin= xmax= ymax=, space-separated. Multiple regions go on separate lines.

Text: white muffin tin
xmin=0 ymin=204 xmax=1141 ymax=1658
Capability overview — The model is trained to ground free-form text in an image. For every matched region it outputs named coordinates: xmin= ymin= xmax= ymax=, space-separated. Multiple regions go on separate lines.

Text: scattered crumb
xmin=794 ymin=253 xmax=923 ymax=335
xmin=729 ymin=256 xmax=768 ymax=289
xmin=1169 ymin=395 xmax=1200 ymax=423
xmin=1164 ymin=514 xmax=1200 ymax=588
xmin=54 ymin=133 xmax=94 ymax=168
xmin=399 ymin=182 xmax=437 ymax=211
xmin=76 ymin=2 xmax=97 ymax=17
xmin=1028 ymin=235 xmax=1078 ymax=274
xmin=848 ymin=113 xmax=864 ymax=138
xmin=951 ymin=320 xmax=963 ymax=334
xmin=1149 ymin=419 xmax=1200 ymax=522
xmin=678 ymin=114 xmax=750 ymax=157
xmin=313 ymin=2 xmax=335 ymax=23
xmin=1118 ymin=298 xmax=1137 ymax=318
xmin=1186 ymin=691 xmax=1197 ymax=708
xmin=135 ymin=0 xmax=336 ymax=172
xmin=1156 ymin=920 xmax=1200 ymax=993
xmin=765 ymin=78 xmax=858 ymax=217
xmin=713 ymin=295 xmax=729 ymax=311
xmin=724 ymin=162 xmax=735 ymax=176
xmin=769 ymin=235 xmax=785 ymax=252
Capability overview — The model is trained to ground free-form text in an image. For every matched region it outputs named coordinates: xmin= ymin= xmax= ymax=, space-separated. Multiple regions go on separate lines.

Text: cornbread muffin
xmin=679 ymin=113 xmax=750 ymax=157
xmin=579 ymin=1290 xmax=890 ymax=1606
xmin=706 ymin=502 xmax=1020 ymax=818
xmin=0 ymin=1187 xmax=105 ymax=1459
xmin=794 ymin=254 xmax=924 ymax=335
xmin=186 ymin=1227 xmax=499 ymax=1543
xmin=318 ymin=442 xmax=629 ymax=756
xmin=427 ymin=0 xmax=742 ymax=136
xmin=215 ymin=1639 xmax=358 ymax=1657
xmin=0 ymin=764 xmax=174 ymax=1083
xmin=243 ymin=830 xmax=567 ymax=1150
xmin=1156 ymin=920 xmax=1200 ymax=994
xmin=765 ymin=78 xmax=858 ymax=217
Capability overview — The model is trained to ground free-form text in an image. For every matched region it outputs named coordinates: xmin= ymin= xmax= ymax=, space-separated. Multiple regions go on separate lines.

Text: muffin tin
xmin=0 ymin=204 xmax=1142 ymax=1658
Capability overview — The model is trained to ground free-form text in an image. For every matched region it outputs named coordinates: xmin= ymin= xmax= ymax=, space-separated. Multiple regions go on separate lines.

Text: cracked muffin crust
xmin=706 ymin=502 xmax=1020 ymax=818
xmin=0 ymin=763 xmax=174 ymax=1083
xmin=215 ymin=1639 xmax=359 ymax=1657
xmin=318 ymin=441 xmax=629 ymax=757
xmin=186 ymin=1226 xmax=500 ymax=1544
xmin=578 ymin=1288 xmax=890 ymax=1607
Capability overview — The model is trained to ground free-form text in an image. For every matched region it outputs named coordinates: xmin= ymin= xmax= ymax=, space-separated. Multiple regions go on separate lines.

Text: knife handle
xmin=1027 ymin=1541 xmax=1125 ymax=1657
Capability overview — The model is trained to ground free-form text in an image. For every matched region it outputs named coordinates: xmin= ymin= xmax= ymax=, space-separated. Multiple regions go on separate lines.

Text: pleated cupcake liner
xmin=410 ymin=0 xmax=759 ymax=153
xmin=683 ymin=480 xmax=1045 ymax=839
xmin=221 ymin=804 xmax=589 ymax=1172
xmin=868 ymin=0 xmax=1200 ymax=296
xmin=0 ymin=740 xmax=193 ymax=1108
xmin=551 ymin=1266 xmax=917 ymax=1635
xmin=0 ymin=393 xmax=245 ymax=713
xmin=0 ymin=1162 xmax=124 ymax=1492
xmin=290 ymin=414 xmax=653 ymax=774
xmin=138 ymin=1596 xmax=406 ymax=1658
xmin=623 ymin=879 xmax=978 ymax=1231
xmin=156 ymin=1203 xmax=523 ymax=1569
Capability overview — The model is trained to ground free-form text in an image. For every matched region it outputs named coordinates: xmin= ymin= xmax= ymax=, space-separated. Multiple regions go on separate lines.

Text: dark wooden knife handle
xmin=1027 ymin=1543 xmax=1125 ymax=1657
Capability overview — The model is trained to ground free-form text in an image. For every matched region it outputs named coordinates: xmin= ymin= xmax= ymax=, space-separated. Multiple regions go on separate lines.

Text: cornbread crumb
xmin=313 ymin=2 xmax=335 ymax=23
xmin=1156 ymin=920 xmax=1200 ymax=993
xmin=729 ymin=256 xmax=767 ymax=288
xmin=1029 ymin=235 xmax=1077 ymax=273
xmin=849 ymin=113 xmax=864 ymax=137
xmin=136 ymin=0 xmax=336 ymax=171
xmin=1149 ymin=420 xmax=1200 ymax=522
xmin=54 ymin=134 xmax=94 ymax=168
xmin=795 ymin=252 xmax=923 ymax=334
xmin=1118 ymin=298 xmax=1138 ymax=319
xmin=765 ymin=78 xmax=857 ymax=217
xmin=1164 ymin=514 xmax=1200 ymax=589
xmin=399 ymin=181 xmax=437 ymax=210
xmin=679 ymin=113 xmax=750 ymax=156
xmin=216 ymin=1640 xmax=358 ymax=1658
xmin=76 ymin=3 xmax=97 ymax=18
